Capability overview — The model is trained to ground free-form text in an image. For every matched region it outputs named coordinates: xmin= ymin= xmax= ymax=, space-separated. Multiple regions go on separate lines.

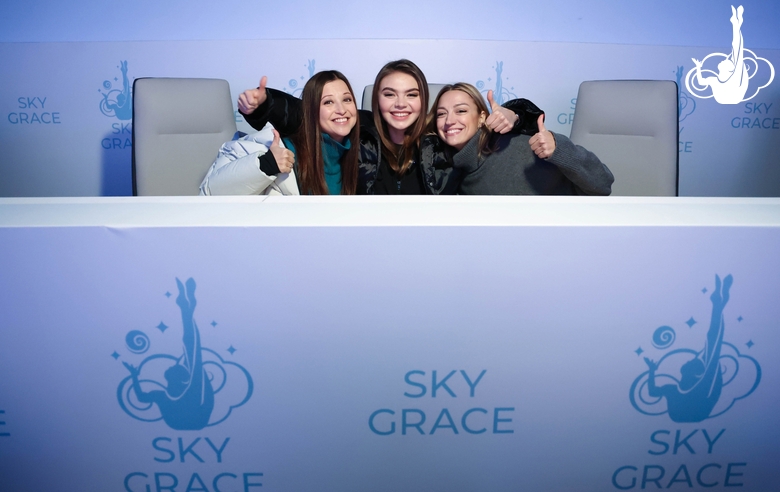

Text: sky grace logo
xmin=116 ymin=278 xmax=253 ymax=430
xmin=99 ymin=60 xmax=133 ymax=120
xmin=283 ymin=59 xmax=316 ymax=97
xmin=475 ymin=61 xmax=517 ymax=105
xmin=629 ymin=274 xmax=761 ymax=423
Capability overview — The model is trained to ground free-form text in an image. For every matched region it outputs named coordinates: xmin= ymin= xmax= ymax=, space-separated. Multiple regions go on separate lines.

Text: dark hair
xmin=426 ymin=82 xmax=494 ymax=158
xmin=371 ymin=59 xmax=429 ymax=176
xmin=291 ymin=70 xmax=359 ymax=195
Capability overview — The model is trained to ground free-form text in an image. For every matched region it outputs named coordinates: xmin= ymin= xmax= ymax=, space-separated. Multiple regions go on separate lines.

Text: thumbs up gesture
xmin=238 ymin=76 xmax=268 ymax=115
xmin=484 ymin=90 xmax=520 ymax=134
xmin=269 ymin=128 xmax=295 ymax=174
xmin=529 ymin=114 xmax=556 ymax=159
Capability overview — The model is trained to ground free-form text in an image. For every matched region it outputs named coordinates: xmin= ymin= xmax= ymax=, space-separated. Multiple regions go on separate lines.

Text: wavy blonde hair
xmin=426 ymin=82 xmax=495 ymax=157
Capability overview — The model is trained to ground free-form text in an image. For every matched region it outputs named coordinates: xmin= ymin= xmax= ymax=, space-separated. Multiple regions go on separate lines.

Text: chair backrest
xmin=569 ymin=80 xmax=679 ymax=196
xmin=132 ymin=78 xmax=237 ymax=196
xmin=361 ymin=83 xmax=447 ymax=111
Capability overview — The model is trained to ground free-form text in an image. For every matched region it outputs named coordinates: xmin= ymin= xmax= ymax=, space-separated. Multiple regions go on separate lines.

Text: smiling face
xmin=435 ymin=89 xmax=486 ymax=151
xmin=376 ymin=72 xmax=423 ymax=145
xmin=318 ymin=79 xmax=357 ymax=143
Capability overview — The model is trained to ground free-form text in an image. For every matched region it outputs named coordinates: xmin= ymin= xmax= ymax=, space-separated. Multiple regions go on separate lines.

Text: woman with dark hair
xmin=368 ymin=59 xmax=428 ymax=193
xmin=427 ymin=82 xmax=614 ymax=195
xmin=287 ymin=70 xmax=360 ymax=195
xmin=200 ymin=70 xmax=359 ymax=195
xmin=237 ymin=59 xmax=520 ymax=195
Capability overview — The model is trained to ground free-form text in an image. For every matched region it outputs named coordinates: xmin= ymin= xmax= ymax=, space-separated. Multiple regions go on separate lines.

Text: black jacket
xmin=241 ymin=88 xmax=385 ymax=195
xmin=240 ymin=88 xmax=544 ymax=195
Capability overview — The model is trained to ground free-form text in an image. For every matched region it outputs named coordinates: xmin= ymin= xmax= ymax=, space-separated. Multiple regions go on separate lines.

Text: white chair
xmin=132 ymin=78 xmax=237 ymax=196
xmin=569 ymin=80 xmax=679 ymax=196
xmin=361 ymin=84 xmax=447 ymax=111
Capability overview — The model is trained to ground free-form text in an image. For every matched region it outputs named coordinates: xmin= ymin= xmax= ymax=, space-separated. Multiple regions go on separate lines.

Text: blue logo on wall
xmin=284 ymin=59 xmax=316 ymax=97
xmin=630 ymin=275 xmax=761 ymax=423
xmin=116 ymin=278 xmax=253 ymax=430
xmin=676 ymin=65 xmax=697 ymax=126
xmin=99 ymin=60 xmax=133 ymax=120
xmin=476 ymin=61 xmax=517 ymax=105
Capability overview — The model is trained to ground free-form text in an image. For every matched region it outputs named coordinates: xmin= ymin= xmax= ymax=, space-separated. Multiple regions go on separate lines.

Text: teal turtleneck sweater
xmin=321 ymin=133 xmax=350 ymax=195
xmin=284 ymin=134 xmax=351 ymax=195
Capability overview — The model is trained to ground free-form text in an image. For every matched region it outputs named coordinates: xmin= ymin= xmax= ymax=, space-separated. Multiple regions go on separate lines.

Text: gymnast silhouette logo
xmin=284 ymin=59 xmax=316 ymax=97
xmin=630 ymin=275 xmax=761 ymax=423
xmin=117 ymin=278 xmax=253 ymax=430
xmin=476 ymin=61 xmax=518 ymax=105
xmin=675 ymin=66 xmax=696 ymax=127
xmin=99 ymin=60 xmax=133 ymax=120
xmin=685 ymin=5 xmax=774 ymax=105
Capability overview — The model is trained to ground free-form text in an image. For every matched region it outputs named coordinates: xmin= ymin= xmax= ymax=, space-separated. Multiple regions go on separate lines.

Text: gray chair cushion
xmin=132 ymin=78 xmax=237 ymax=196
xmin=569 ymin=80 xmax=679 ymax=196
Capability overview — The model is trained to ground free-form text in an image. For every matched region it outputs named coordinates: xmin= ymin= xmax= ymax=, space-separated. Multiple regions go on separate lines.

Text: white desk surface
xmin=1 ymin=196 xmax=780 ymax=227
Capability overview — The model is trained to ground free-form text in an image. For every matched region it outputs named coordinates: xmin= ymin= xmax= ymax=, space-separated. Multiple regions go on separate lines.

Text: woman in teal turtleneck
xmin=282 ymin=70 xmax=360 ymax=195
xmin=200 ymin=70 xmax=359 ymax=196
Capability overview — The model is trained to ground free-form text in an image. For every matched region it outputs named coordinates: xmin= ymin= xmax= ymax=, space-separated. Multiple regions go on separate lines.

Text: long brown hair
xmin=426 ymin=82 xmax=495 ymax=158
xmin=371 ymin=59 xmax=429 ymax=176
xmin=291 ymin=70 xmax=359 ymax=195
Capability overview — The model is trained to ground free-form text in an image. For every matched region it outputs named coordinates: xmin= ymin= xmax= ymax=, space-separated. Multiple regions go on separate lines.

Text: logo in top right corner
xmin=685 ymin=5 xmax=775 ymax=105
xmin=629 ymin=275 xmax=761 ymax=423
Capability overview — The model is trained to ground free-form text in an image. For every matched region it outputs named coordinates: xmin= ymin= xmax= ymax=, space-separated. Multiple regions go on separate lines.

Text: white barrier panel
xmin=0 ymin=197 xmax=779 ymax=491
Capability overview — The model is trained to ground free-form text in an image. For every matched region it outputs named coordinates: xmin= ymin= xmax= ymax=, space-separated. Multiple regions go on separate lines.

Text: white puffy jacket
xmin=199 ymin=123 xmax=299 ymax=196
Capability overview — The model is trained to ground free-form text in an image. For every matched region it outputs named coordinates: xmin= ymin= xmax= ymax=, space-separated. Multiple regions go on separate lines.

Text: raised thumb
xmin=487 ymin=90 xmax=499 ymax=110
xmin=537 ymin=114 xmax=547 ymax=133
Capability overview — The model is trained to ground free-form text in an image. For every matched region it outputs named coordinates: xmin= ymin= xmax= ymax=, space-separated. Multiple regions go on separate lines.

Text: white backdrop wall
xmin=3 ymin=1 xmax=779 ymax=47
xmin=1 ymin=1 xmax=779 ymax=197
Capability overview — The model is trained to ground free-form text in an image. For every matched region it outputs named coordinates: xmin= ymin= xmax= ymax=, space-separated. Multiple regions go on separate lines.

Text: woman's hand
xmin=238 ymin=76 xmax=268 ymax=115
xmin=270 ymin=129 xmax=295 ymax=174
xmin=529 ymin=114 xmax=556 ymax=159
xmin=484 ymin=90 xmax=519 ymax=134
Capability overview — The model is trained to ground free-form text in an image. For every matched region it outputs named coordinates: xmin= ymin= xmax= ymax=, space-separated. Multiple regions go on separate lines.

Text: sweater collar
xmin=322 ymin=133 xmax=351 ymax=154
xmin=322 ymin=134 xmax=350 ymax=177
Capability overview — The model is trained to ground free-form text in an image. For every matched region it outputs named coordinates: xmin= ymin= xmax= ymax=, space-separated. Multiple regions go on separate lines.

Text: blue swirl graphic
xmin=125 ymin=330 xmax=150 ymax=354
xmin=630 ymin=348 xmax=698 ymax=416
xmin=630 ymin=343 xmax=761 ymax=420
xmin=288 ymin=79 xmax=298 ymax=88
xmin=652 ymin=326 xmax=676 ymax=349
xmin=103 ymin=80 xmax=112 ymax=90
xmin=118 ymin=348 xmax=253 ymax=427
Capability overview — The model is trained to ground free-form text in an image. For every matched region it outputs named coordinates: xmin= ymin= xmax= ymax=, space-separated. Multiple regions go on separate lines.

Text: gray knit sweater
xmin=453 ymin=130 xmax=614 ymax=195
